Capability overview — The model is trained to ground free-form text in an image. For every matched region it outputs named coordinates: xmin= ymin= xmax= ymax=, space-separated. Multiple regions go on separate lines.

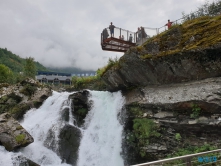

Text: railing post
xmin=127 ymin=30 xmax=128 ymax=41
xmin=120 ymin=28 xmax=121 ymax=39
xmin=186 ymin=157 xmax=192 ymax=166
xmin=134 ymin=33 xmax=136 ymax=43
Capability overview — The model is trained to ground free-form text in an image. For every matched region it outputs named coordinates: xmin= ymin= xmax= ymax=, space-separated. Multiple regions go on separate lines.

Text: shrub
xmin=190 ymin=103 xmax=201 ymax=118
xmin=132 ymin=118 xmax=161 ymax=157
xmin=175 ymin=133 xmax=182 ymax=141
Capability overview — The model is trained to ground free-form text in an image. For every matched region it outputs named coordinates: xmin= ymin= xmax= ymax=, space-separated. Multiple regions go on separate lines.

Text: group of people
xmin=102 ymin=20 xmax=173 ymax=42
xmin=136 ymin=26 xmax=147 ymax=41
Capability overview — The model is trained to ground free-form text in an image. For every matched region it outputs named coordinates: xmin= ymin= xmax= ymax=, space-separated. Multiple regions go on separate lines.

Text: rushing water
xmin=0 ymin=90 xmax=125 ymax=166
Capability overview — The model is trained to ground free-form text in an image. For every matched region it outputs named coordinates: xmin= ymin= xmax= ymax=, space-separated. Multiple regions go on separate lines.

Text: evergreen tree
xmin=0 ymin=64 xmax=13 ymax=83
xmin=24 ymin=57 xmax=37 ymax=79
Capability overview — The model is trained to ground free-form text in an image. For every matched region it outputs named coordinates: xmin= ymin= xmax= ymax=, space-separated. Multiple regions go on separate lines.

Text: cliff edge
xmin=101 ymin=16 xmax=221 ymax=91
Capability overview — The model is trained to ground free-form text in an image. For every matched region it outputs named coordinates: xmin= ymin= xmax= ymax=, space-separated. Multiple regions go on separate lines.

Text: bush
xmin=19 ymin=84 xmax=37 ymax=96
xmin=132 ymin=118 xmax=161 ymax=157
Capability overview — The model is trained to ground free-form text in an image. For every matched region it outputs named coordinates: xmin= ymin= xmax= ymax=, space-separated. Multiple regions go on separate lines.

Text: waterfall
xmin=0 ymin=90 xmax=125 ymax=166
xmin=77 ymin=91 xmax=125 ymax=166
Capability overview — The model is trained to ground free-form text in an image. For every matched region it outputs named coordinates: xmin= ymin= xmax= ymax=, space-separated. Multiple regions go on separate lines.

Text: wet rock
xmin=58 ymin=124 xmax=81 ymax=165
xmin=0 ymin=113 xmax=34 ymax=151
xmin=44 ymin=124 xmax=81 ymax=166
xmin=12 ymin=155 xmax=40 ymax=166
xmin=69 ymin=90 xmax=91 ymax=127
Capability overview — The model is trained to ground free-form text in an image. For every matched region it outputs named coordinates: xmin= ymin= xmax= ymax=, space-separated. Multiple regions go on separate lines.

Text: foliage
xmin=132 ymin=118 xmax=161 ymax=157
xmin=24 ymin=57 xmax=37 ymax=79
xmin=127 ymin=105 xmax=143 ymax=117
xmin=0 ymin=48 xmax=47 ymax=73
xmin=15 ymin=134 xmax=26 ymax=144
xmin=19 ymin=84 xmax=37 ymax=96
xmin=190 ymin=103 xmax=201 ymax=118
xmin=166 ymin=143 xmax=217 ymax=165
xmin=97 ymin=57 xmax=119 ymax=77
xmin=0 ymin=64 xmax=14 ymax=83
xmin=71 ymin=69 xmax=107 ymax=90
xmin=182 ymin=1 xmax=221 ymax=21
xmin=77 ymin=108 xmax=88 ymax=116
xmin=175 ymin=133 xmax=182 ymax=141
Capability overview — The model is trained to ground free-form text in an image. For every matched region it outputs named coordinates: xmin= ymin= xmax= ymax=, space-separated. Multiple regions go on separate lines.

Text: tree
xmin=24 ymin=57 xmax=36 ymax=79
xmin=0 ymin=64 xmax=13 ymax=83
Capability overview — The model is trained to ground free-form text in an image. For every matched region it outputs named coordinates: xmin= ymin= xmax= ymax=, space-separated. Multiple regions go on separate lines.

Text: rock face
xmin=69 ymin=90 xmax=91 ymax=127
xmin=11 ymin=155 xmax=40 ymax=166
xmin=0 ymin=113 xmax=34 ymax=151
xmin=44 ymin=124 xmax=82 ymax=166
xmin=44 ymin=91 xmax=91 ymax=165
xmin=102 ymin=46 xmax=221 ymax=91
xmin=122 ymin=77 xmax=221 ymax=164
xmin=58 ymin=124 xmax=82 ymax=165
xmin=100 ymin=19 xmax=221 ymax=164
xmin=0 ymin=78 xmax=52 ymax=120
xmin=101 ymin=19 xmax=221 ymax=92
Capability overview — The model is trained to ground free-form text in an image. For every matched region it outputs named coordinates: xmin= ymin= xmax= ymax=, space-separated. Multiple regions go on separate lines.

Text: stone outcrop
xmin=122 ymin=77 xmax=221 ymax=164
xmin=101 ymin=18 xmax=221 ymax=92
xmin=101 ymin=18 xmax=221 ymax=164
xmin=11 ymin=155 xmax=40 ymax=166
xmin=44 ymin=124 xmax=82 ymax=166
xmin=69 ymin=90 xmax=91 ymax=127
xmin=0 ymin=78 xmax=52 ymax=120
xmin=0 ymin=113 xmax=34 ymax=151
xmin=102 ymin=46 xmax=221 ymax=91
xmin=58 ymin=124 xmax=82 ymax=165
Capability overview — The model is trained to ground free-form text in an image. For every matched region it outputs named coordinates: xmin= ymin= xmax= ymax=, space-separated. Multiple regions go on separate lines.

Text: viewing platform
xmin=101 ymin=27 xmax=139 ymax=52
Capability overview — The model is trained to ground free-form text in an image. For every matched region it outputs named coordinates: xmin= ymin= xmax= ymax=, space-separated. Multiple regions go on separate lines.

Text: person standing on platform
xmin=109 ymin=22 xmax=115 ymax=37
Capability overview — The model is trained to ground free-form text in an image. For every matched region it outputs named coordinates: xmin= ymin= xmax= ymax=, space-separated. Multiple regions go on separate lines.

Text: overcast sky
xmin=0 ymin=0 xmax=215 ymax=71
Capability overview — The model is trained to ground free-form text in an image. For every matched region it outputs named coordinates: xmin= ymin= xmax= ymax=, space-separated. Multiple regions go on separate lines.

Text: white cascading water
xmin=77 ymin=91 xmax=125 ymax=166
xmin=0 ymin=90 xmax=125 ymax=166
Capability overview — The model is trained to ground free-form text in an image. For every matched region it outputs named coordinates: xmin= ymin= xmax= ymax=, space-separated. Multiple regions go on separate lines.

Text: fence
xmin=139 ymin=6 xmax=221 ymax=45
xmin=131 ymin=149 xmax=221 ymax=166
xmin=102 ymin=27 xmax=137 ymax=43
xmin=101 ymin=6 xmax=221 ymax=49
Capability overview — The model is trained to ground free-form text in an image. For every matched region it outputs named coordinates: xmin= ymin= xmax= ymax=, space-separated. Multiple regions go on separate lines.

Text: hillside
xmin=0 ymin=48 xmax=48 ymax=73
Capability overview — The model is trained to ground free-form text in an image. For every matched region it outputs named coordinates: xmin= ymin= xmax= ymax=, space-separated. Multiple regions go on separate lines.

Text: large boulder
xmin=44 ymin=124 xmax=81 ymax=166
xmin=0 ymin=113 xmax=34 ymax=151
xmin=58 ymin=125 xmax=82 ymax=165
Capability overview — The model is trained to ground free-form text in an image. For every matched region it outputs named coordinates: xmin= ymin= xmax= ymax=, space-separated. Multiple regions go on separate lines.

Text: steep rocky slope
xmin=100 ymin=15 xmax=221 ymax=165
xmin=102 ymin=16 xmax=221 ymax=92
